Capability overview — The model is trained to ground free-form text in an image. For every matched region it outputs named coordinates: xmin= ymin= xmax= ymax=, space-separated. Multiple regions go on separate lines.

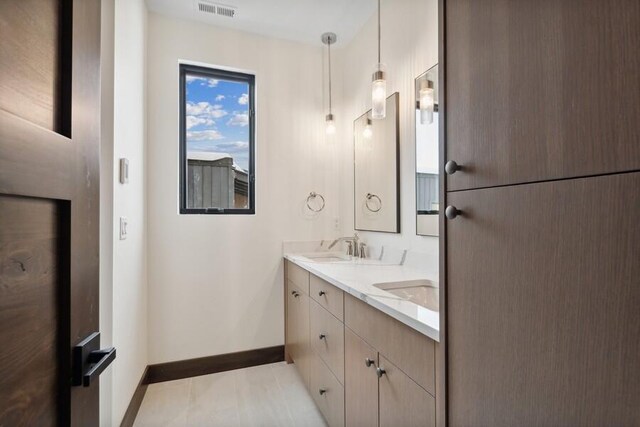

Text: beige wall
xmin=336 ymin=0 xmax=439 ymax=260
xmin=146 ymin=12 xmax=341 ymax=364
xmin=106 ymin=0 xmax=150 ymax=424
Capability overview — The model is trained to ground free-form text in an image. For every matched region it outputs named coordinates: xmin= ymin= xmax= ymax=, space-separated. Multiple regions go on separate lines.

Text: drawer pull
xmin=365 ymin=358 xmax=375 ymax=367
xmin=318 ymin=290 xmax=326 ymax=296
xmin=319 ymin=333 xmax=327 ymax=340
xmin=319 ymin=388 xmax=327 ymax=395
xmin=376 ymin=367 xmax=386 ymax=378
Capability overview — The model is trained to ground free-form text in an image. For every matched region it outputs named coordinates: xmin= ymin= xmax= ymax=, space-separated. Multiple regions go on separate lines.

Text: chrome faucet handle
xmin=359 ymin=242 xmax=367 ymax=258
xmin=346 ymin=240 xmax=354 ymax=256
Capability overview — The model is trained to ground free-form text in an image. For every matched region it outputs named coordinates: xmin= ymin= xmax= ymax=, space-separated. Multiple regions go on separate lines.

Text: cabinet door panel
xmin=345 ymin=328 xmax=378 ymax=427
xmin=447 ymin=173 xmax=640 ymax=425
xmin=379 ymin=356 xmax=435 ymax=427
xmin=287 ymin=281 xmax=310 ymax=387
xmin=310 ymin=299 xmax=345 ymax=383
xmin=446 ymin=0 xmax=640 ymax=190
xmin=310 ymin=355 xmax=345 ymax=427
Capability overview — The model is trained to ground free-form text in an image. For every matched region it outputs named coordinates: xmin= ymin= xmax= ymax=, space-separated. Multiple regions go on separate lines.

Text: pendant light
xmin=371 ymin=0 xmax=386 ymax=119
xmin=322 ymin=32 xmax=337 ymax=135
xmin=419 ymin=79 xmax=435 ymax=125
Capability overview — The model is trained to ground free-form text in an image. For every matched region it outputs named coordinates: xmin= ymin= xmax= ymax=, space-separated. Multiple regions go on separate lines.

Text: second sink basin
xmin=373 ymin=280 xmax=439 ymax=312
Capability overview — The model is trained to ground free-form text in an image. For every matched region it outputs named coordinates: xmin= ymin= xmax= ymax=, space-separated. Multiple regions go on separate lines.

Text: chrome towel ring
xmin=365 ymin=193 xmax=382 ymax=212
xmin=306 ymin=192 xmax=326 ymax=212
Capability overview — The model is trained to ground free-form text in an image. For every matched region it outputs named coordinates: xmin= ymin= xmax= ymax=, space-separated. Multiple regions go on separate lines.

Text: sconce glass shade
xmin=325 ymin=113 xmax=336 ymax=135
xmin=371 ymin=64 xmax=387 ymax=120
xmin=363 ymin=119 xmax=373 ymax=139
xmin=419 ymin=84 xmax=435 ymax=125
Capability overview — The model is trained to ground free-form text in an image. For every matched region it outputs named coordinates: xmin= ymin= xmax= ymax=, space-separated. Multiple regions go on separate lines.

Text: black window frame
xmin=179 ymin=63 xmax=256 ymax=215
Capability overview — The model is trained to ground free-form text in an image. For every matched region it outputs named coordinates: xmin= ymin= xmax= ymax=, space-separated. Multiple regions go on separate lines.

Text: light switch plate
xmin=119 ymin=158 xmax=129 ymax=184
xmin=119 ymin=217 xmax=128 ymax=240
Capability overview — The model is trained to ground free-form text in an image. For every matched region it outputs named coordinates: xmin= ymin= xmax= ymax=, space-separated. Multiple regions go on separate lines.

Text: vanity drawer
xmin=344 ymin=294 xmax=435 ymax=395
xmin=310 ymin=353 xmax=345 ymax=427
xmin=310 ymin=299 xmax=345 ymax=384
xmin=286 ymin=260 xmax=310 ymax=294
xmin=310 ymin=274 xmax=344 ymax=321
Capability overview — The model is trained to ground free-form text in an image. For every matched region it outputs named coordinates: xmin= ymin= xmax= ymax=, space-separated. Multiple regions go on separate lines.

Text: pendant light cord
xmin=377 ymin=0 xmax=381 ymax=64
xmin=328 ymin=39 xmax=332 ymax=114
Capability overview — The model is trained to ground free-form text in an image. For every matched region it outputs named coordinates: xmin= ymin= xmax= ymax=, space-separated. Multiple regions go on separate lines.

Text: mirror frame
xmin=353 ymin=92 xmax=401 ymax=234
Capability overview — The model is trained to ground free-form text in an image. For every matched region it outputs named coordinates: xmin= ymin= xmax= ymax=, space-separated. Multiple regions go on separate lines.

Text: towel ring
xmin=306 ymin=192 xmax=325 ymax=212
xmin=365 ymin=193 xmax=382 ymax=212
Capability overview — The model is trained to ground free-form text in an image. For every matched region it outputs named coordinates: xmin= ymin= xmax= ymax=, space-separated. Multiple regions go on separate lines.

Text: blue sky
xmin=185 ymin=75 xmax=250 ymax=170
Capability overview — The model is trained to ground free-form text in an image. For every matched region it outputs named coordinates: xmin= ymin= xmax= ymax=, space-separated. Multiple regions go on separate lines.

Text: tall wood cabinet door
xmin=447 ymin=173 xmax=640 ymax=426
xmin=445 ymin=0 xmax=640 ymax=191
xmin=378 ymin=356 xmax=435 ymax=427
xmin=345 ymin=328 xmax=378 ymax=427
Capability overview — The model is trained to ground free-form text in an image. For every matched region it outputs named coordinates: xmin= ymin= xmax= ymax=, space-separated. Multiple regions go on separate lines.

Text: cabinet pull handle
xmin=376 ymin=367 xmax=386 ymax=378
xmin=292 ymin=291 xmax=300 ymax=298
xmin=365 ymin=358 xmax=375 ymax=367
xmin=445 ymin=206 xmax=461 ymax=220
xmin=318 ymin=290 xmax=326 ymax=297
xmin=319 ymin=334 xmax=326 ymax=340
xmin=445 ymin=160 xmax=462 ymax=175
xmin=319 ymin=388 xmax=327 ymax=395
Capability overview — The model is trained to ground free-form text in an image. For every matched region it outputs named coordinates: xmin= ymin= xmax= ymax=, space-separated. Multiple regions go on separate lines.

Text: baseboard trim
xmin=119 ymin=366 xmax=149 ymax=427
xmin=144 ymin=345 xmax=285 ymax=384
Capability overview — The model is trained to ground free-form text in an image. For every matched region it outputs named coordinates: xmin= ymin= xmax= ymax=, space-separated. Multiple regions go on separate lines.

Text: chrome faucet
xmin=328 ymin=233 xmax=365 ymax=258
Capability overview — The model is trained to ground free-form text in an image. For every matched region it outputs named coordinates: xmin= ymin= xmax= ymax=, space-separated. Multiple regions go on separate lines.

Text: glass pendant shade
xmin=419 ymin=84 xmax=435 ymax=125
xmin=325 ymin=113 xmax=336 ymax=135
xmin=372 ymin=64 xmax=387 ymax=120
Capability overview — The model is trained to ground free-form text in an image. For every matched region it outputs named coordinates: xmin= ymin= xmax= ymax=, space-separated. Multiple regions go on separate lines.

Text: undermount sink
xmin=373 ymin=280 xmax=439 ymax=312
xmin=299 ymin=252 xmax=352 ymax=263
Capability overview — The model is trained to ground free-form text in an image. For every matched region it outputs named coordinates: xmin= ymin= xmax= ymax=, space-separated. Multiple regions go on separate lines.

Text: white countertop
xmin=284 ymin=253 xmax=440 ymax=342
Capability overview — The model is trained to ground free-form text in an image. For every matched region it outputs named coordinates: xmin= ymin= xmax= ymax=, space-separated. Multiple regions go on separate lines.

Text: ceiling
xmin=145 ymin=0 xmax=377 ymax=47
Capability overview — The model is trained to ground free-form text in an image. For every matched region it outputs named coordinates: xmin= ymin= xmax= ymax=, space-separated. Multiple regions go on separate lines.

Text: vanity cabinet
xmin=344 ymin=297 xmax=436 ymax=427
xmin=285 ymin=260 xmax=438 ymax=427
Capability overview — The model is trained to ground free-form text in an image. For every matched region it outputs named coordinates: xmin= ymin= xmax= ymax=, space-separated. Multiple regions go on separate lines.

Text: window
xmin=179 ymin=64 xmax=255 ymax=214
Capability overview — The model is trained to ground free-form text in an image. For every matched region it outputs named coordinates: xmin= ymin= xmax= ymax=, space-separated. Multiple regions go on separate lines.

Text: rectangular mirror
xmin=354 ymin=93 xmax=400 ymax=233
xmin=415 ymin=64 xmax=439 ymax=236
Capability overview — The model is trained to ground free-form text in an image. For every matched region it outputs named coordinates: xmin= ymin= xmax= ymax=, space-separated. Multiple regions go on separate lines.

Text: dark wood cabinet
xmin=445 ymin=0 xmax=640 ymax=191
xmin=446 ymin=172 xmax=640 ymax=425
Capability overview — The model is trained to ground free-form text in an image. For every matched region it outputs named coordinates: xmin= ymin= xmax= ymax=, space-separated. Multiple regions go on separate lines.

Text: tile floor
xmin=133 ymin=362 xmax=327 ymax=426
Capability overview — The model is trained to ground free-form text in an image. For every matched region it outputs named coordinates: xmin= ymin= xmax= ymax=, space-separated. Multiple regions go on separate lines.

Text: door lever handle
xmin=83 ymin=347 xmax=116 ymax=387
xmin=72 ymin=332 xmax=117 ymax=387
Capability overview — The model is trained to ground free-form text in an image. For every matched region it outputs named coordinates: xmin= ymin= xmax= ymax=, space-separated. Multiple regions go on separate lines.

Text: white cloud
xmin=186 ymin=115 xmax=214 ymax=130
xmin=215 ymin=95 xmax=225 ymax=101
xmin=185 ymin=102 xmax=228 ymax=126
xmin=227 ymin=113 xmax=249 ymax=127
xmin=186 ymin=130 xmax=223 ymax=141
xmin=186 ymin=76 xmax=218 ymax=87
xmin=216 ymin=141 xmax=249 ymax=151
xmin=238 ymin=93 xmax=249 ymax=105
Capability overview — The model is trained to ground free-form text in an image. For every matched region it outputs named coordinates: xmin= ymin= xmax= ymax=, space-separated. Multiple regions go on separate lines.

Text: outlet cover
xmin=119 ymin=217 xmax=128 ymax=240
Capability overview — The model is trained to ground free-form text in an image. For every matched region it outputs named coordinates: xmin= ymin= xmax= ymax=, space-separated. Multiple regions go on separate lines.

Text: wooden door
xmin=446 ymin=173 xmax=640 ymax=425
xmin=0 ymin=0 xmax=104 ymax=425
xmin=344 ymin=328 xmax=378 ymax=427
xmin=445 ymin=0 xmax=640 ymax=191
xmin=378 ymin=356 xmax=435 ymax=427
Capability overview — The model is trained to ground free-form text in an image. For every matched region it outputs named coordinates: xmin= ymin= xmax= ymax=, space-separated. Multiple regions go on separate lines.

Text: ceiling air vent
xmin=196 ymin=1 xmax=237 ymax=18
